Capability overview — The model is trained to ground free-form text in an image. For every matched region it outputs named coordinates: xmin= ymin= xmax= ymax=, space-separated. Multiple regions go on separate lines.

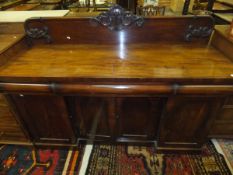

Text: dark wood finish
xmin=176 ymin=85 xmax=233 ymax=94
xmin=54 ymin=84 xmax=173 ymax=95
xmin=0 ymin=29 xmax=29 ymax=144
xmin=23 ymin=16 xmax=213 ymax=45
xmin=10 ymin=94 xmax=75 ymax=143
xmin=90 ymin=4 xmax=143 ymax=31
xmin=1 ymin=42 xmax=233 ymax=83
xmin=72 ymin=97 xmax=110 ymax=140
xmin=1 ymin=83 xmax=233 ymax=95
xmin=158 ymin=96 xmax=224 ymax=150
xmin=0 ymin=16 xmax=232 ymax=151
xmin=0 ymin=83 xmax=52 ymax=93
xmin=117 ymin=97 xmax=164 ymax=140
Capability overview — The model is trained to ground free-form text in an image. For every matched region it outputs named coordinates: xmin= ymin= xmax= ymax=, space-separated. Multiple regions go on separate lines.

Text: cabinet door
xmin=72 ymin=97 xmax=111 ymax=140
xmin=11 ymin=94 xmax=75 ymax=144
xmin=117 ymin=97 xmax=164 ymax=141
xmin=209 ymin=96 xmax=233 ymax=138
xmin=159 ymin=96 xmax=223 ymax=149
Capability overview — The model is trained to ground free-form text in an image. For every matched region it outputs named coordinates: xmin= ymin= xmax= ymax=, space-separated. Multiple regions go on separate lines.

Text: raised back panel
xmin=25 ymin=16 xmax=214 ymax=45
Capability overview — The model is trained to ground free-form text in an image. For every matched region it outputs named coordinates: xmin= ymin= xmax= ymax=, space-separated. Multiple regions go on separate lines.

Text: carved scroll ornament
xmin=24 ymin=18 xmax=52 ymax=45
xmin=90 ymin=4 xmax=144 ymax=31
xmin=185 ymin=24 xmax=213 ymax=42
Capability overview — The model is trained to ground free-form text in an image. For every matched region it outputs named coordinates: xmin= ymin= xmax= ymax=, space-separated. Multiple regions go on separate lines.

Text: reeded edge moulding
xmin=90 ymin=4 xmax=144 ymax=31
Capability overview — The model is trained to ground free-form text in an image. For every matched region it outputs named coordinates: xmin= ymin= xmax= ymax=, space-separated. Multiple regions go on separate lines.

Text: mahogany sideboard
xmin=0 ymin=5 xmax=233 ymax=152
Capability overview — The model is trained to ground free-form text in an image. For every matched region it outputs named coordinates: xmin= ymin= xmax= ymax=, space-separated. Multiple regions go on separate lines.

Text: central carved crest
xmin=90 ymin=4 xmax=144 ymax=31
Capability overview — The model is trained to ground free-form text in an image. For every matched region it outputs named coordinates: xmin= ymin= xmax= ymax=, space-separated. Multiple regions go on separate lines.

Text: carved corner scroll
xmin=24 ymin=18 xmax=52 ymax=45
xmin=185 ymin=24 xmax=213 ymax=42
xmin=90 ymin=4 xmax=144 ymax=31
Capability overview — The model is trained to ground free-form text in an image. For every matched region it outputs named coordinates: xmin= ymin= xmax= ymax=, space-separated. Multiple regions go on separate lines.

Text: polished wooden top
xmin=0 ymin=43 xmax=233 ymax=83
xmin=0 ymin=16 xmax=232 ymax=84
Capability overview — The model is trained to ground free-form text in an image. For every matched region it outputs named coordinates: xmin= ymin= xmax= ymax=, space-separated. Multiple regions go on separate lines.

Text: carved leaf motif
xmin=90 ymin=4 xmax=144 ymax=31
xmin=24 ymin=19 xmax=52 ymax=45
xmin=185 ymin=25 xmax=213 ymax=42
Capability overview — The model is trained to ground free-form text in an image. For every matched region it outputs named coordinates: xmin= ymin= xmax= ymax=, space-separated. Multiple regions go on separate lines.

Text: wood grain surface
xmin=0 ymin=34 xmax=25 ymax=53
xmin=24 ymin=17 xmax=214 ymax=44
xmin=0 ymin=43 xmax=232 ymax=82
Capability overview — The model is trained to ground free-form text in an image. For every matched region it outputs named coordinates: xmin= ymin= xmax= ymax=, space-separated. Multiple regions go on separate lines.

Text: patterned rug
xmin=0 ymin=145 xmax=84 ymax=175
xmin=212 ymin=139 xmax=233 ymax=173
xmin=86 ymin=142 xmax=231 ymax=175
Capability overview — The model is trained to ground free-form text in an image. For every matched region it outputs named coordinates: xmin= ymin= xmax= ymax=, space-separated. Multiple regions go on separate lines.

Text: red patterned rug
xmin=0 ymin=145 xmax=84 ymax=175
xmin=86 ymin=142 xmax=231 ymax=175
